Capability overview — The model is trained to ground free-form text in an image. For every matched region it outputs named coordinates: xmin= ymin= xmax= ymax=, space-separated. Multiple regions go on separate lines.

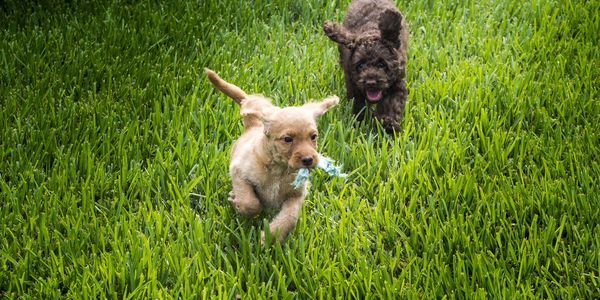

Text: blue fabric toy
xmin=292 ymin=154 xmax=347 ymax=189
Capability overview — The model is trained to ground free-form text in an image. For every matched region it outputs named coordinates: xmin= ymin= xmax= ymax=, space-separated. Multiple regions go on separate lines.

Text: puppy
xmin=324 ymin=0 xmax=408 ymax=132
xmin=205 ymin=68 xmax=339 ymax=242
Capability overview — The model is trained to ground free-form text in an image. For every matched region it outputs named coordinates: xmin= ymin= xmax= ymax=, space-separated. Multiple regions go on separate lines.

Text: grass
xmin=1 ymin=0 xmax=598 ymax=298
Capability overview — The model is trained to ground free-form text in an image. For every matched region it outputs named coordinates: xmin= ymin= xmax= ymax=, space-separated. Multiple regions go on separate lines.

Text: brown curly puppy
xmin=324 ymin=0 xmax=408 ymax=132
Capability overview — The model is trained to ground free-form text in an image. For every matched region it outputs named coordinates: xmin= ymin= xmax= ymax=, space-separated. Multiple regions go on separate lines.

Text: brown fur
xmin=205 ymin=68 xmax=339 ymax=243
xmin=324 ymin=0 xmax=408 ymax=132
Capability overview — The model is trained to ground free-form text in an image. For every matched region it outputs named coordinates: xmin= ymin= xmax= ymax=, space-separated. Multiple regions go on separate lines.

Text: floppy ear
xmin=240 ymin=106 xmax=264 ymax=120
xmin=303 ymin=96 xmax=340 ymax=118
xmin=378 ymin=9 xmax=402 ymax=48
xmin=240 ymin=106 xmax=279 ymax=131
xmin=323 ymin=21 xmax=356 ymax=48
xmin=239 ymin=96 xmax=278 ymax=129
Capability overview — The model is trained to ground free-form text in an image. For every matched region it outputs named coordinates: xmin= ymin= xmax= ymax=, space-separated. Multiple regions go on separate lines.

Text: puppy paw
xmin=323 ymin=21 xmax=355 ymax=47
xmin=323 ymin=21 xmax=337 ymax=37
xmin=229 ymin=192 xmax=262 ymax=216
xmin=379 ymin=116 xmax=401 ymax=133
xmin=324 ymin=95 xmax=340 ymax=106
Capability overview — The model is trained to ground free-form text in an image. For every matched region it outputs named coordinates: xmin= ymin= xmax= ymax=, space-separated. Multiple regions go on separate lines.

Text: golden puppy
xmin=205 ymin=68 xmax=339 ymax=242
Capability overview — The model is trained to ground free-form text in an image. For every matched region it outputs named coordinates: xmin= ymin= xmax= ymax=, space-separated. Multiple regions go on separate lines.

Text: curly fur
xmin=324 ymin=0 xmax=408 ymax=132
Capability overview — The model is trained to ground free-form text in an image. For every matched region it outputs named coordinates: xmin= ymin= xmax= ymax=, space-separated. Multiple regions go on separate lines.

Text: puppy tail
xmin=204 ymin=68 xmax=247 ymax=104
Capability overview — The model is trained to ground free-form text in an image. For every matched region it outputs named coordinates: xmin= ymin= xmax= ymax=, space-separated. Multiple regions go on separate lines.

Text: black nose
xmin=301 ymin=156 xmax=314 ymax=166
xmin=366 ymin=79 xmax=377 ymax=87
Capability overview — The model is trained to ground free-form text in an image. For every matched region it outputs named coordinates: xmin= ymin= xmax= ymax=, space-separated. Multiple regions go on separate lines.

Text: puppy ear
xmin=240 ymin=106 xmax=278 ymax=130
xmin=378 ymin=9 xmax=402 ymax=47
xmin=240 ymin=106 xmax=264 ymax=121
xmin=240 ymin=95 xmax=276 ymax=125
xmin=303 ymin=96 xmax=340 ymax=118
xmin=323 ymin=21 xmax=355 ymax=48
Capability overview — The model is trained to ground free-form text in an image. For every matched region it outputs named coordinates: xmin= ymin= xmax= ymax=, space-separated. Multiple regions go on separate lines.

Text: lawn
xmin=1 ymin=0 xmax=599 ymax=298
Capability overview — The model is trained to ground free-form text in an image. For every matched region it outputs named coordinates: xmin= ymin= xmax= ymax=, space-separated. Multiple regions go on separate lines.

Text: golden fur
xmin=205 ymin=68 xmax=339 ymax=242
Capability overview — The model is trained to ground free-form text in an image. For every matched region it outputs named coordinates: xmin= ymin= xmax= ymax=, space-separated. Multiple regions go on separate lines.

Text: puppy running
xmin=205 ymin=68 xmax=339 ymax=242
xmin=324 ymin=0 xmax=408 ymax=132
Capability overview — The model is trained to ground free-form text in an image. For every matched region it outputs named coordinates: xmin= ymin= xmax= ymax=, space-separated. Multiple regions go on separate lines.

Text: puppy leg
xmin=352 ymin=98 xmax=367 ymax=122
xmin=263 ymin=197 xmax=303 ymax=243
xmin=229 ymin=177 xmax=262 ymax=216
xmin=323 ymin=21 xmax=355 ymax=46
xmin=375 ymin=86 xmax=407 ymax=132
xmin=375 ymin=102 xmax=404 ymax=132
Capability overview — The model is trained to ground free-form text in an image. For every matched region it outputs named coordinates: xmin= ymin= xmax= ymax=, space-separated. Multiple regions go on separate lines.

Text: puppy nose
xmin=366 ymin=79 xmax=377 ymax=86
xmin=301 ymin=156 xmax=314 ymax=166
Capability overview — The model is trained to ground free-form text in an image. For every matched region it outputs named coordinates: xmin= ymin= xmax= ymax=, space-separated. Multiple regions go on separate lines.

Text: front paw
xmin=323 ymin=21 xmax=354 ymax=47
xmin=379 ymin=115 xmax=401 ymax=132
xmin=323 ymin=21 xmax=337 ymax=37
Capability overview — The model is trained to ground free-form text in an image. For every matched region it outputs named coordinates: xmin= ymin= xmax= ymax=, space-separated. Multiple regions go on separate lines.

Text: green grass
xmin=1 ymin=0 xmax=599 ymax=298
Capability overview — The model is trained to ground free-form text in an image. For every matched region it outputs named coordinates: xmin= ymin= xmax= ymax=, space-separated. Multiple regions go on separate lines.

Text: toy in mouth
xmin=366 ymin=89 xmax=383 ymax=102
xmin=293 ymin=154 xmax=347 ymax=189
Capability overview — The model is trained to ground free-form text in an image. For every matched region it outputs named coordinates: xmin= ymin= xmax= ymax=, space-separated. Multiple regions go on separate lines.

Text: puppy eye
xmin=356 ymin=62 xmax=365 ymax=71
xmin=376 ymin=62 xmax=386 ymax=69
xmin=282 ymin=136 xmax=293 ymax=144
xmin=310 ymin=134 xmax=318 ymax=141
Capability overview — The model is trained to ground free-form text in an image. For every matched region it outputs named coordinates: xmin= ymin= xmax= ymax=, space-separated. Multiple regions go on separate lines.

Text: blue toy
xmin=292 ymin=154 xmax=347 ymax=189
